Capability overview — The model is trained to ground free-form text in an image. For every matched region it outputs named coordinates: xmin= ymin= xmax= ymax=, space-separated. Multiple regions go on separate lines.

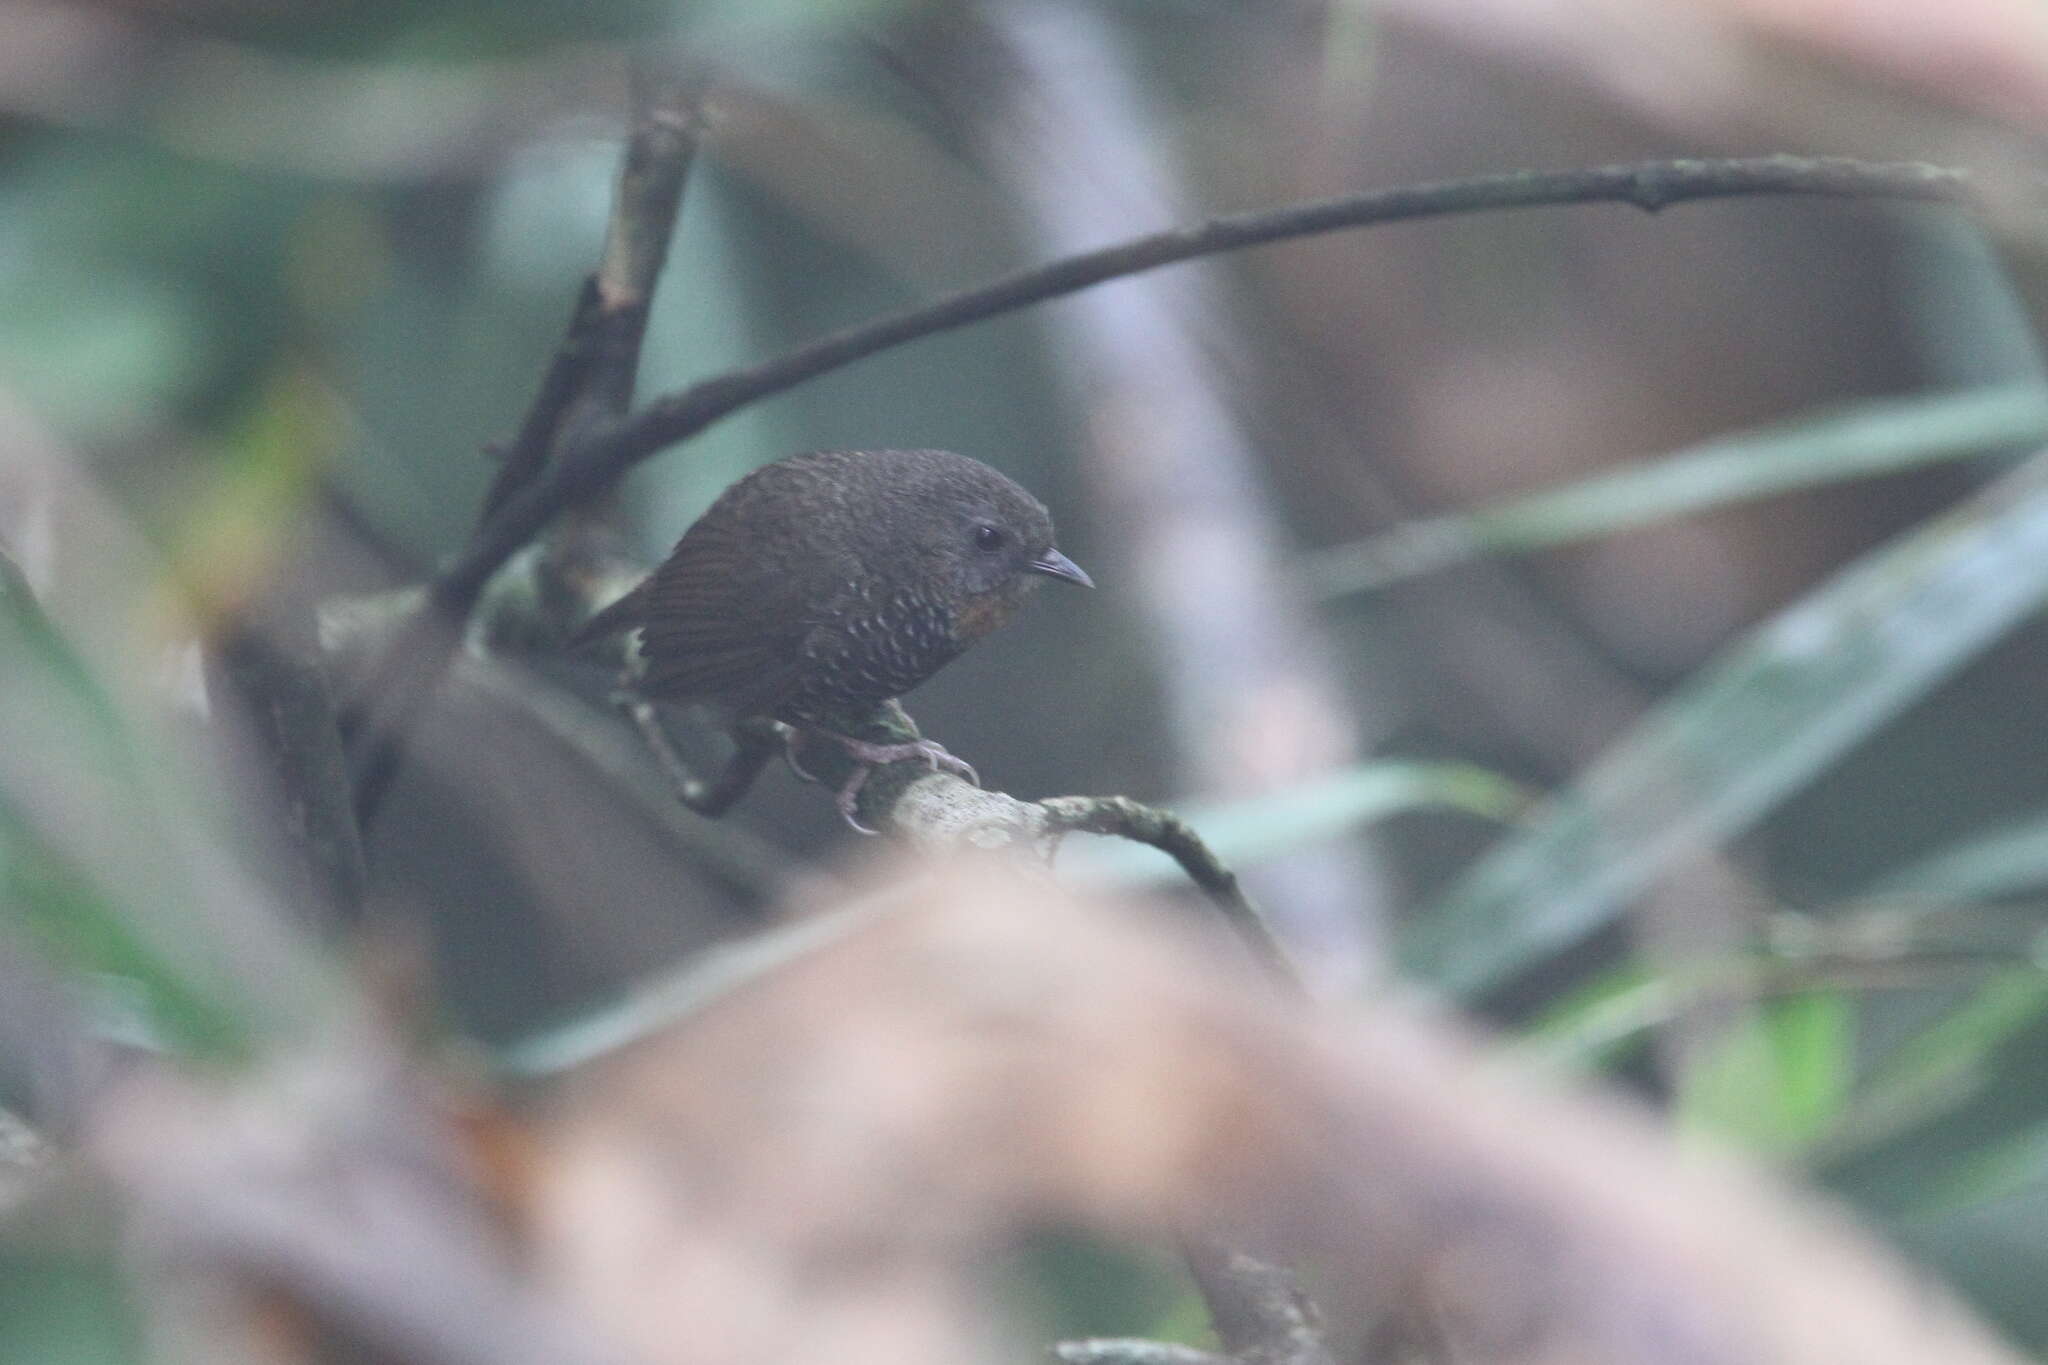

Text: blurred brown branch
xmin=94 ymin=1048 xmax=639 ymax=1365
xmin=37 ymin=860 xmax=2030 ymax=1365
xmin=517 ymin=863 xmax=2027 ymax=1365
xmin=529 ymin=692 xmax=1325 ymax=1365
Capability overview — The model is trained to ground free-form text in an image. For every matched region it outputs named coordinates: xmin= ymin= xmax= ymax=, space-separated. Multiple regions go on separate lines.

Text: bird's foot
xmin=790 ymin=731 xmax=980 ymax=835
xmin=833 ymin=735 xmax=980 ymax=787
xmin=780 ymin=725 xmax=824 ymax=784
xmin=836 ymin=766 xmax=880 ymax=835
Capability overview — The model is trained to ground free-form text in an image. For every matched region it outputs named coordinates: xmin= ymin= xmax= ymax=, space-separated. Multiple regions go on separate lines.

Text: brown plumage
xmin=576 ymin=448 xmax=1092 ymax=822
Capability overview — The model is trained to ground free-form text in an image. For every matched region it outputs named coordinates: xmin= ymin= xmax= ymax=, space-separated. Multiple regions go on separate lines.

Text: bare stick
xmin=481 ymin=60 xmax=706 ymax=519
xmin=478 ymin=278 xmax=605 ymax=521
xmin=349 ymin=65 xmax=710 ymax=824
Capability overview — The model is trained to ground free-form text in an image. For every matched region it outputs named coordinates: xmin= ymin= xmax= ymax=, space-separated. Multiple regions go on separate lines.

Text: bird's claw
xmin=781 ymin=726 xmax=824 ymax=784
xmin=835 ymin=766 xmax=880 ymax=835
xmin=801 ymin=732 xmax=979 ymax=835
xmin=834 ymin=736 xmax=980 ymax=788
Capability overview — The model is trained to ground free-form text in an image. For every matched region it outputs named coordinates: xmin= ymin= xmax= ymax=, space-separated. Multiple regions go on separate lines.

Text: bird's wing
xmin=632 ymin=537 xmax=847 ymax=715
xmin=568 ymin=581 xmax=652 ymax=649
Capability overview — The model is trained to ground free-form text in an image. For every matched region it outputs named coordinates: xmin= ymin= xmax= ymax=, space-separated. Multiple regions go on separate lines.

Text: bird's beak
xmin=1028 ymin=548 xmax=1094 ymax=588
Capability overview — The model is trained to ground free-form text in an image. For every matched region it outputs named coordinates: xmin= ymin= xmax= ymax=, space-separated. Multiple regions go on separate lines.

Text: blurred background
xmin=10 ymin=0 xmax=2048 ymax=1359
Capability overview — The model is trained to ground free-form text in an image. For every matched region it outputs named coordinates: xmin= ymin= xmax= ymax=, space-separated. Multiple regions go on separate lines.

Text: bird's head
xmin=886 ymin=452 xmax=1092 ymax=634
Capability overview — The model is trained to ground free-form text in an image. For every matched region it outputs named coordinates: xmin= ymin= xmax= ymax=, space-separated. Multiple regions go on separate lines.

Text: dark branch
xmin=481 ymin=60 xmax=707 ymax=521
xmin=478 ymin=278 xmax=604 ymax=521
xmin=587 ymin=60 xmax=705 ymax=413
xmin=348 ymin=65 xmax=710 ymax=824
xmin=446 ymin=155 xmax=1968 ymax=610
xmin=358 ymin=155 xmax=1970 ymax=831
xmin=606 ymin=156 xmax=1964 ymax=477
xmin=211 ymin=624 xmax=371 ymax=926
xmin=1182 ymin=1240 xmax=1335 ymax=1365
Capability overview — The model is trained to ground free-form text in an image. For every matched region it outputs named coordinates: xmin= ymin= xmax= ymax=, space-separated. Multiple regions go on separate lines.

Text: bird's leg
xmin=614 ymin=690 xmax=776 ymax=817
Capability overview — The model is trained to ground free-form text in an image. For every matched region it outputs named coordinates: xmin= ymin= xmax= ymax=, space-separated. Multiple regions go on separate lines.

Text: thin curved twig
xmin=1040 ymin=795 xmax=1301 ymax=992
xmin=349 ymin=157 xmax=1971 ymax=819
xmin=456 ymin=156 xmax=1968 ymax=606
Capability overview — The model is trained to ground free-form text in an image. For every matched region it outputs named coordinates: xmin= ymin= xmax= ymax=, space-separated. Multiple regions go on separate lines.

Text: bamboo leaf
xmin=1871 ymin=808 xmax=2048 ymax=901
xmin=1304 ymin=386 xmax=2048 ymax=598
xmin=1405 ymin=451 xmax=2048 ymax=994
xmin=0 ymin=566 xmax=263 ymax=1060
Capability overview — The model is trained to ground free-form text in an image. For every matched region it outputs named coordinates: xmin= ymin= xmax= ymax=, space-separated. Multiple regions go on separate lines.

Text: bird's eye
xmin=972 ymin=523 xmax=1006 ymax=552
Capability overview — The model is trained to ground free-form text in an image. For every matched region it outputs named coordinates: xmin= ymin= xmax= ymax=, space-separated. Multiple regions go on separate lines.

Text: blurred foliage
xmin=0 ymin=1252 xmax=136 ymax=1365
xmin=1675 ymin=989 xmax=1855 ymax=1153
xmin=8 ymin=0 xmax=2048 ymax=1359
xmin=0 ymin=557 xmax=257 ymax=1065
xmin=1405 ymin=448 xmax=2048 ymax=995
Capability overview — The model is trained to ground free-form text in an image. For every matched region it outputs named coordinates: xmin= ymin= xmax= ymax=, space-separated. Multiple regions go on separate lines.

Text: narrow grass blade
xmin=1304 ymin=385 xmax=2048 ymax=598
xmin=1871 ymin=808 xmax=2048 ymax=901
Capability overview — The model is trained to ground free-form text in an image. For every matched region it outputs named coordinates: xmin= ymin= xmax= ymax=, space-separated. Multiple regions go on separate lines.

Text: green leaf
xmin=1821 ymin=968 xmax=2048 ymax=1164
xmin=1303 ymin=385 xmax=2048 ymax=598
xmin=1404 ymin=451 xmax=2048 ymax=995
xmin=1514 ymin=961 xmax=1669 ymax=1072
xmin=1907 ymin=1119 xmax=2048 ymax=1219
xmin=1870 ymin=808 xmax=2048 ymax=901
xmin=1676 ymin=990 xmax=1854 ymax=1153
xmin=0 ymin=567 xmax=269 ymax=1061
xmin=0 ymin=1252 xmax=137 ymax=1365
xmin=1059 ymin=761 xmax=1527 ymax=888
xmin=0 ymin=811 xmax=247 ymax=1062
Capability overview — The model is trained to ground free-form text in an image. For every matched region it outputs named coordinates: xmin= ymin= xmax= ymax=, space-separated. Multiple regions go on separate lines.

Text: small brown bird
xmin=576 ymin=448 xmax=1092 ymax=825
